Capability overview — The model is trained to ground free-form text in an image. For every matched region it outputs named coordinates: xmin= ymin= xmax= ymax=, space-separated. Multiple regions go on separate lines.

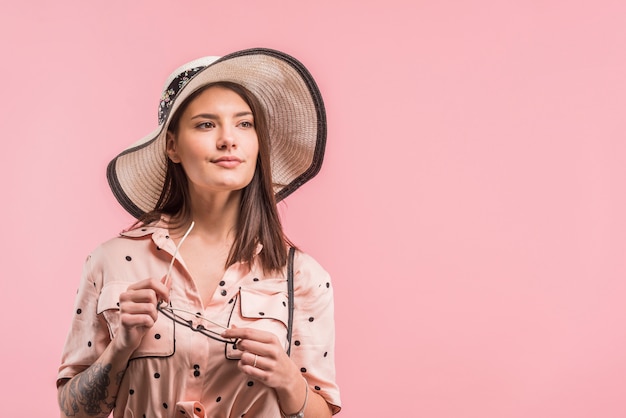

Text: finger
xmin=120 ymin=312 xmax=157 ymax=328
xmin=123 ymin=285 xmax=170 ymax=305
xmin=237 ymin=354 xmax=269 ymax=379
xmin=126 ymin=279 xmax=170 ymax=302
xmin=221 ymin=326 xmax=276 ymax=343
xmin=120 ymin=303 xmax=159 ymax=325
xmin=243 ymin=352 xmax=263 ymax=370
xmin=235 ymin=338 xmax=283 ymax=361
xmin=120 ymin=302 xmax=159 ymax=318
xmin=120 ymin=289 xmax=159 ymax=305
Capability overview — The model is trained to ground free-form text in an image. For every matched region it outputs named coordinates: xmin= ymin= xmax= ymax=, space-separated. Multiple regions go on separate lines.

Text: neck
xmin=173 ymin=188 xmax=242 ymax=243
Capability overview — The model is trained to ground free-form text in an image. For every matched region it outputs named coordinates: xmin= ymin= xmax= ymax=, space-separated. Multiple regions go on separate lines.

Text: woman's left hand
xmin=221 ymin=325 xmax=300 ymax=390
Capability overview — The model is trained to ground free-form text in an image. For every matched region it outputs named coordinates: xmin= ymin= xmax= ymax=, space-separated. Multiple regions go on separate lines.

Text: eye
xmin=238 ymin=121 xmax=254 ymax=128
xmin=196 ymin=121 xmax=215 ymax=129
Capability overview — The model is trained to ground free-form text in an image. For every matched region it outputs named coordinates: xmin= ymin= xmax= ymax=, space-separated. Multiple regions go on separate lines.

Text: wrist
xmin=279 ymin=375 xmax=308 ymax=418
xmin=109 ymin=334 xmax=139 ymax=362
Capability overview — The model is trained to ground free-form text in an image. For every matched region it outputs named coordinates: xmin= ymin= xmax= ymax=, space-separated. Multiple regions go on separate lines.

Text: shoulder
xmin=293 ymin=249 xmax=327 ymax=275
xmin=85 ymin=224 xmax=169 ymax=285
xmin=90 ymin=225 xmax=158 ymax=262
xmin=291 ymin=249 xmax=333 ymax=295
xmin=92 ymin=222 xmax=168 ymax=253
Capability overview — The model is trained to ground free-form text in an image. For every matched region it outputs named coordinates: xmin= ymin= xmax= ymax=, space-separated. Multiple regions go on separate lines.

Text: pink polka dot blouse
xmin=57 ymin=224 xmax=341 ymax=417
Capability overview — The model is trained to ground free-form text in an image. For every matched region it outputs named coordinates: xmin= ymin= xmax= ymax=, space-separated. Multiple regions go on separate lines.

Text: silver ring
xmin=253 ymin=354 xmax=258 ymax=368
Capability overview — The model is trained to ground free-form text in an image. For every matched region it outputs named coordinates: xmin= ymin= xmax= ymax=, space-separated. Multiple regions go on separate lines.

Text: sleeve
xmin=56 ymin=251 xmax=112 ymax=386
xmin=289 ymin=250 xmax=342 ymax=414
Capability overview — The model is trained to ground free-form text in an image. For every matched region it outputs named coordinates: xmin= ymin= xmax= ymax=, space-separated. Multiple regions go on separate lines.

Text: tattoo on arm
xmin=59 ymin=363 xmax=118 ymax=417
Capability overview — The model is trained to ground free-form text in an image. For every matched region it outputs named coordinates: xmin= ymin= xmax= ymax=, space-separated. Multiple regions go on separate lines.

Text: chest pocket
xmin=97 ymin=282 xmax=175 ymax=360
xmin=226 ymin=286 xmax=289 ymax=359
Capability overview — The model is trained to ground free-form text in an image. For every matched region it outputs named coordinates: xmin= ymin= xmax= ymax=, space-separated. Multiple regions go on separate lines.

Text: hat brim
xmin=107 ymin=48 xmax=326 ymax=219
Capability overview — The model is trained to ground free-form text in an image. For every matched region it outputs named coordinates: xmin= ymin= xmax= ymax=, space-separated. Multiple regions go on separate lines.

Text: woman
xmin=57 ymin=48 xmax=341 ymax=418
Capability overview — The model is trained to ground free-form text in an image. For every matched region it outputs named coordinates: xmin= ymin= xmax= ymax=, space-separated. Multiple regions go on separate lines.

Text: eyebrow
xmin=190 ymin=112 xmax=253 ymax=120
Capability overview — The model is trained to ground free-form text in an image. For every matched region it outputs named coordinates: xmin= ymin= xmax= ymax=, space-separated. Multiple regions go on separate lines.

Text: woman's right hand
xmin=113 ymin=278 xmax=170 ymax=353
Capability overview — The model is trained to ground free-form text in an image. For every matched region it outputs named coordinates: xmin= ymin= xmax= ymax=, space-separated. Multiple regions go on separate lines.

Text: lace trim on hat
xmin=157 ymin=66 xmax=205 ymax=125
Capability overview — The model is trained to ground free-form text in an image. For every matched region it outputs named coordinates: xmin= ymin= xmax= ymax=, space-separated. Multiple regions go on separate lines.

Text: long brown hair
xmin=139 ymin=81 xmax=293 ymax=272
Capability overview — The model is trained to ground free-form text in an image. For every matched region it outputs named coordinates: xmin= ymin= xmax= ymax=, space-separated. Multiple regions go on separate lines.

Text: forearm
xmin=276 ymin=376 xmax=333 ymax=418
xmin=302 ymin=389 xmax=334 ymax=417
xmin=58 ymin=342 xmax=133 ymax=418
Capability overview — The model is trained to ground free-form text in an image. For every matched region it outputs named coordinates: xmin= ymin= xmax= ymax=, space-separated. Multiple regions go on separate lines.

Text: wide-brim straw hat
xmin=107 ymin=48 xmax=326 ymax=219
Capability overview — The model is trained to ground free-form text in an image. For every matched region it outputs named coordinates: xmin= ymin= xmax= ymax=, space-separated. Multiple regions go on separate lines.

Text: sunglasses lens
xmin=158 ymin=306 xmax=234 ymax=344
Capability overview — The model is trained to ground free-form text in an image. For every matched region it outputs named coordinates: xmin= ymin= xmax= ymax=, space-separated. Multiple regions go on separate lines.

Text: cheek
xmin=249 ymin=134 xmax=260 ymax=158
xmin=179 ymin=139 xmax=211 ymax=161
xmin=246 ymin=143 xmax=260 ymax=179
xmin=251 ymin=146 xmax=260 ymax=172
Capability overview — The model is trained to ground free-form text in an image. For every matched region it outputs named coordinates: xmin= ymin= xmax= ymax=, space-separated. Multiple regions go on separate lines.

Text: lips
xmin=212 ymin=156 xmax=242 ymax=168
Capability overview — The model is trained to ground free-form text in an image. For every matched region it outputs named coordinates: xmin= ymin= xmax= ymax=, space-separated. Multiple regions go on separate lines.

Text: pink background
xmin=2 ymin=1 xmax=625 ymax=417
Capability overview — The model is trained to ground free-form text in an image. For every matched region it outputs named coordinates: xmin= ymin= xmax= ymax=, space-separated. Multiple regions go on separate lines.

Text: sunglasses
xmin=156 ymin=221 xmax=237 ymax=346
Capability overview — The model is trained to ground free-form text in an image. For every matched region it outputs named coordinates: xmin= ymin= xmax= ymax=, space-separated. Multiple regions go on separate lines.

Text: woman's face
xmin=166 ymin=85 xmax=259 ymax=198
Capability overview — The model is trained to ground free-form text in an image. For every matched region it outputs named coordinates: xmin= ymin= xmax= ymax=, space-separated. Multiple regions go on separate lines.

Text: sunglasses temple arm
xmin=160 ymin=221 xmax=195 ymax=303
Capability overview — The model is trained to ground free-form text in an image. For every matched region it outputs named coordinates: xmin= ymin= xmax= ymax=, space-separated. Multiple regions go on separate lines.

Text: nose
xmin=216 ymin=125 xmax=236 ymax=150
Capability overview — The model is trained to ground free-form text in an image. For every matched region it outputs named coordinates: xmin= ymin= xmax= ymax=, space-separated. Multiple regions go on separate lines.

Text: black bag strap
xmin=286 ymin=246 xmax=296 ymax=356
